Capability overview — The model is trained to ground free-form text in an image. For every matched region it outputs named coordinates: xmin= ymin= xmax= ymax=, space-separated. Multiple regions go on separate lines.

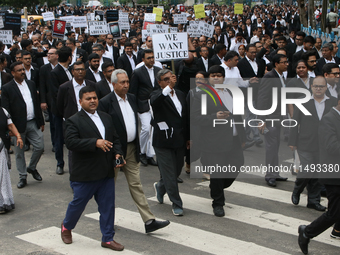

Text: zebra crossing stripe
xmin=85 ymin=208 xmax=291 ymax=255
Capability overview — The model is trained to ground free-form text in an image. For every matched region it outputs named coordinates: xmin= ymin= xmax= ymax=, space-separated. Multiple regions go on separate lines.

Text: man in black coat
xmin=195 ymin=46 xmax=213 ymax=72
xmin=61 ymin=86 xmax=124 ymax=251
xmin=315 ymin=43 xmax=340 ymax=76
xmin=257 ymin=54 xmax=289 ymax=188
xmin=116 ymin=42 xmax=137 ymax=79
xmin=98 ymin=69 xmax=170 ymax=233
xmin=1 ymin=62 xmax=44 ymax=189
xmin=95 ymin=62 xmax=115 ymax=100
xmin=298 ymin=101 xmax=340 ymax=254
xmin=85 ymin=53 xmax=105 ymax=83
xmin=129 ymin=49 xmax=160 ymax=166
xmin=22 ymin=51 xmax=40 ymax=90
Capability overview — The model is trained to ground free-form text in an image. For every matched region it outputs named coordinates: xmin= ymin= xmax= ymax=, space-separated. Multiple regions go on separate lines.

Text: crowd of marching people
xmin=1 ymin=2 xmax=340 ymax=253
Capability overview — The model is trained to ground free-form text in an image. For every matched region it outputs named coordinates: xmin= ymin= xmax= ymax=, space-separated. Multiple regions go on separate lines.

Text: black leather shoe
xmin=307 ymin=203 xmax=326 ymax=211
xmin=291 ymin=192 xmax=300 ymax=205
xmin=147 ymin=157 xmax=158 ymax=166
xmin=213 ymin=206 xmax=225 ymax=217
xmin=276 ymin=176 xmax=288 ymax=181
xmin=145 ymin=219 xmax=170 ymax=233
xmin=17 ymin=179 xmax=27 ymax=189
xmin=177 ymin=177 xmax=183 ymax=183
xmin=298 ymin=225 xmax=310 ymax=254
xmin=243 ymin=140 xmax=255 ymax=150
xmin=140 ymin=154 xmax=148 ymax=166
xmin=27 ymin=168 xmax=42 ymax=181
xmin=255 ymin=139 xmax=263 ymax=146
xmin=9 ymin=148 xmax=13 ymax=154
xmin=56 ymin=166 xmax=64 ymax=175
xmin=266 ymin=178 xmax=276 ymax=187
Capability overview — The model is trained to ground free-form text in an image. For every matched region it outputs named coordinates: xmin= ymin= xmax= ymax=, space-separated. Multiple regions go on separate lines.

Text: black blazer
xmin=26 ymin=66 xmax=40 ymax=91
xmin=39 ymin=63 xmax=53 ymax=106
xmin=57 ymin=79 xmax=96 ymax=120
xmin=50 ymin=64 xmax=72 ymax=116
xmin=288 ymin=96 xmax=338 ymax=152
xmin=129 ymin=65 xmax=161 ymax=113
xmin=195 ymin=56 xmax=213 ymax=72
xmin=286 ymin=78 xmax=313 ymax=98
xmin=1 ymin=79 xmax=44 ymax=133
xmin=150 ymin=89 xmax=189 ymax=149
xmin=64 ymin=109 xmax=123 ymax=182
xmin=85 ymin=68 xmax=105 ymax=83
xmin=95 ymin=79 xmax=112 ymax=100
xmin=318 ymin=108 xmax=340 ymax=185
xmin=315 ymin=57 xmax=340 ymax=76
xmin=291 ymin=49 xmax=320 ymax=76
xmin=98 ymin=92 xmax=140 ymax=162
xmin=257 ymin=69 xmax=285 ymax=125
xmin=210 ymin=54 xmax=223 ymax=66
xmin=1 ymin=71 xmax=11 ymax=87
xmin=116 ymin=53 xmax=137 ymax=79
xmin=105 ymin=45 xmax=120 ymax=66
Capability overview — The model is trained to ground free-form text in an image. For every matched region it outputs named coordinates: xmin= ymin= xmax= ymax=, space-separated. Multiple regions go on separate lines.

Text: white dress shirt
xmin=327 ymin=83 xmax=338 ymax=98
xmin=106 ymin=79 xmax=114 ymax=92
xmin=127 ymin=54 xmax=136 ymax=71
xmin=312 ymin=95 xmax=329 ymax=120
xmin=89 ymin=67 xmax=102 ymax=82
xmin=145 ymin=66 xmax=155 ymax=87
xmin=246 ymin=56 xmax=258 ymax=75
xmin=308 ymin=70 xmax=316 ymax=78
xmin=297 ymin=75 xmax=310 ymax=89
xmin=162 ymin=86 xmax=182 ymax=116
xmin=59 ymin=63 xmax=72 ymax=81
xmin=14 ymin=79 xmax=35 ymax=121
xmin=84 ymin=110 xmax=105 ymax=139
xmin=71 ymin=50 xmax=77 ymax=65
xmin=296 ymin=45 xmax=303 ymax=53
xmin=275 ymin=69 xmax=286 ymax=87
xmin=221 ymin=62 xmax=249 ymax=87
xmin=325 ymin=57 xmax=336 ymax=64
xmin=202 ymin=57 xmax=209 ymax=72
xmin=333 ymin=106 xmax=340 ymax=115
xmin=24 ymin=65 xmax=34 ymax=80
xmin=250 ymin=35 xmax=260 ymax=44
xmin=72 ymin=78 xmax=86 ymax=111
xmin=114 ymin=91 xmax=136 ymax=142
xmin=217 ymin=89 xmax=238 ymax=136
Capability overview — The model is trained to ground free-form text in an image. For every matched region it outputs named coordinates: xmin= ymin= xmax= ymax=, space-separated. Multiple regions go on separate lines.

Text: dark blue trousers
xmin=63 ymin=177 xmax=115 ymax=242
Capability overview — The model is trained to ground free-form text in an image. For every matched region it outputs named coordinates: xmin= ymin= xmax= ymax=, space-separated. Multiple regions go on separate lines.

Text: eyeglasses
xmin=312 ymin=85 xmax=327 ymax=89
xmin=161 ymin=77 xmax=171 ymax=82
xmin=23 ymin=57 xmax=32 ymax=60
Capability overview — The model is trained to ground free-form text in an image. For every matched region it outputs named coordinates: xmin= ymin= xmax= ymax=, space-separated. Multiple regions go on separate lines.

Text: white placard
xmin=144 ymin=13 xmax=156 ymax=22
xmin=187 ymin=21 xmax=201 ymax=37
xmin=87 ymin=13 xmax=95 ymax=21
xmin=157 ymin=6 xmax=164 ymax=12
xmin=169 ymin=27 xmax=178 ymax=33
xmin=152 ymin=32 xmax=188 ymax=61
xmin=173 ymin=14 xmax=187 ymax=24
xmin=60 ymin=16 xmax=74 ymax=26
xmin=119 ymin=12 xmax=130 ymax=30
xmin=0 ymin=30 xmax=13 ymax=44
xmin=88 ymin=21 xmax=108 ymax=35
xmin=150 ymin=24 xmax=169 ymax=35
xmin=201 ymin=22 xmax=214 ymax=38
xmin=0 ymin=17 xmax=3 ymax=29
xmin=142 ymin=29 xmax=151 ymax=41
xmin=42 ymin=12 xmax=55 ymax=21
xmin=73 ymin=16 xmax=88 ymax=28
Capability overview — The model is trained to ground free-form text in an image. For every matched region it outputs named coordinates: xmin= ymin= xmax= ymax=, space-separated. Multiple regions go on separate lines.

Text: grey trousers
xmin=293 ymin=150 xmax=322 ymax=205
xmin=154 ymin=146 xmax=185 ymax=210
xmin=13 ymin=120 xmax=44 ymax=179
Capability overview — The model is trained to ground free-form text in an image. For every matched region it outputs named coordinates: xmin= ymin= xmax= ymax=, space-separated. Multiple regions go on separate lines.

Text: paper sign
xmin=145 ymin=13 xmax=156 ymax=22
xmin=157 ymin=6 xmax=164 ymax=12
xmin=21 ymin=18 xmax=27 ymax=32
xmin=153 ymin=7 xmax=163 ymax=22
xmin=53 ymin=20 xmax=66 ymax=38
xmin=106 ymin=10 xmax=119 ymax=22
xmin=174 ymin=14 xmax=187 ymax=24
xmin=194 ymin=4 xmax=206 ymax=19
xmin=88 ymin=21 xmax=108 ymax=35
xmin=94 ymin=10 xmax=104 ymax=21
xmin=153 ymin=32 xmax=188 ymax=61
xmin=157 ymin=122 xmax=169 ymax=130
xmin=118 ymin=12 xmax=130 ymax=30
xmin=169 ymin=27 xmax=178 ymax=33
xmin=0 ymin=30 xmax=12 ymax=44
xmin=202 ymin=22 xmax=214 ymax=38
xmin=143 ymin=21 xmax=155 ymax=30
xmin=73 ymin=16 xmax=87 ymax=28
xmin=180 ymin=6 xmax=185 ymax=12
xmin=142 ymin=29 xmax=151 ymax=41
xmin=0 ymin=17 xmax=3 ymax=29
xmin=60 ymin=16 xmax=74 ymax=26
xmin=187 ymin=21 xmax=201 ymax=37
xmin=150 ymin=24 xmax=169 ymax=34
xmin=108 ymin=21 xmax=120 ymax=38
xmin=42 ymin=12 xmax=55 ymax=21
xmin=234 ymin=4 xmax=243 ymax=15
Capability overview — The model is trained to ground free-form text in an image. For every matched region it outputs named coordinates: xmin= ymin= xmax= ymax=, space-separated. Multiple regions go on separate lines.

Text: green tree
xmin=2 ymin=0 xmax=61 ymax=10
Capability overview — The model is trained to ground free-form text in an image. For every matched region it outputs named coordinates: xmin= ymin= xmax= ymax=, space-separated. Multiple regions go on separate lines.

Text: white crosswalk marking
xmin=148 ymin=193 xmax=340 ymax=248
xmin=197 ymin=181 xmax=327 ymax=206
xmin=85 ymin=208 xmax=291 ymax=255
xmin=16 ymin=227 xmax=140 ymax=255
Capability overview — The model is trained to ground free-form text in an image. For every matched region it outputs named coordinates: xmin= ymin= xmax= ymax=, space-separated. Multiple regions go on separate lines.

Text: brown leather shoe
xmin=101 ymin=240 xmax=124 ymax=251
xmin=61 ymin=222 xmax=72 ymax=244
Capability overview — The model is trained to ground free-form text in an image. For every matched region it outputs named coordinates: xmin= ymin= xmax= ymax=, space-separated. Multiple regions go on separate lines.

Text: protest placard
xmin=53 ymin=20 xmax=66 ymax=38
xmin=143 ymin=21 xmax=155 ymax=30
xmin=72 ymin=16 xmax=88 ymax=28
xmin=108 ymin=21 xmax=120 ymax=38
xmin=169 ymin=27 xmax=178 ymax=33
xmin=21 ymin=18 xmax=27 ymax=32
xmin=94 ymin=10 xmax=104 ymax=21
xmin=0 ymin=17 xmax=3 ymax=29
xmin=153 ymin=33 xmax=188 ymax=61
xmin=144 ymin=13 xmax=156 ymax=22
xmin=194 ymin=4 xmax=206 ymax=19
xmin=201 ymin=22 xmax=214 ymax=38
xmin=4 ymin=13 xmax=21 ymax=35
xmin=153 ymin=7 xmax=163 ymax=22
xmin=0 ymin=30 xmax=12 ymax=44
xmin=88 ymin=21 xmax=108 ymax=35
xmin=60 ymin=16 xmax=74 ymax=26
xmin=234 ymin=4 xmax=243 ymax=14
xmin=150 ymin=24 xmax=169 ymax=34
xmin=142 ymin=29 xmax=151 ymax=41
xmin=173 ymin=14 xmax=187 ymax=24
xmin=118 ymin=12 xmax=130 ymax=30
xmin=42 ymin=12 xmax=55 ymax=21
xmin=187 ymin=21 xmax=201 ymax=37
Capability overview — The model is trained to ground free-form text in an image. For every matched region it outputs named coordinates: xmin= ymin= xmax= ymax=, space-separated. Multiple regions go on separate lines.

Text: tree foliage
xmin=1 ymin=0 xmax=61 ymax=10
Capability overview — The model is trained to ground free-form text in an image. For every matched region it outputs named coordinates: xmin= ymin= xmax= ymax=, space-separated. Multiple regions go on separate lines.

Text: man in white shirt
xmin=250 ymin=27 xmax=262 ymax=44
xmin=229 ymin=33 xmax=247 ymax=54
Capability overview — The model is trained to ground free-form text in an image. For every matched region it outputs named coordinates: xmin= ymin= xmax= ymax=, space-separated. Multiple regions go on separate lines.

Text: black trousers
xmin=305 ymin=184 xmax=340 ymax=238
xmin=201 ymin=136 xmax=244 ymax=208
